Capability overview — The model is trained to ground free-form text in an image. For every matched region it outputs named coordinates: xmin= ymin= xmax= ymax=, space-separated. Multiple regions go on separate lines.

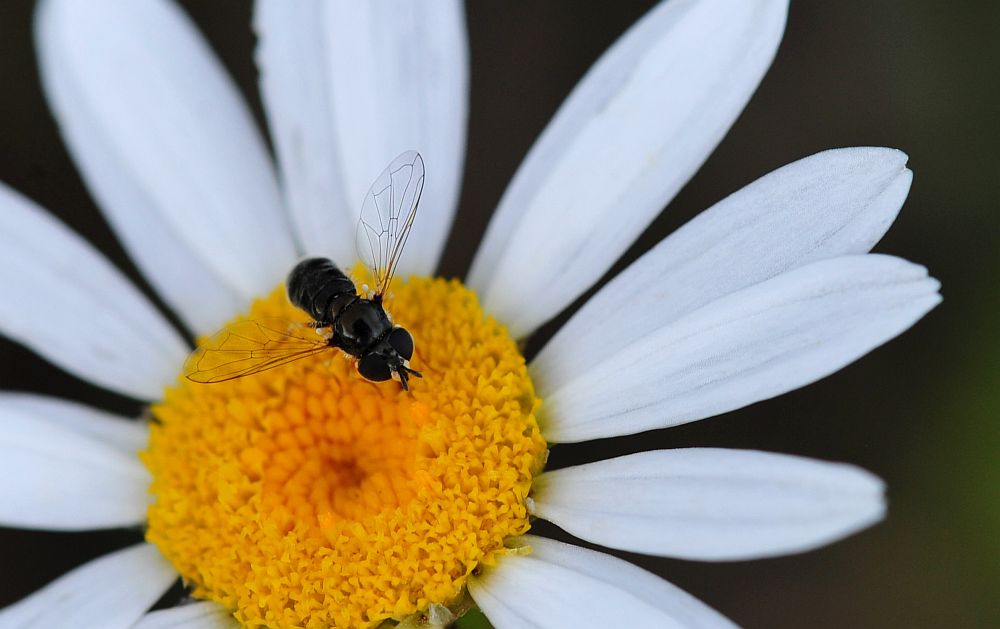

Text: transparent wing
xmin=356 ymin=151 xmax=425 ymax=297
xmin=184 ymin=319 xmax=332 ymax=383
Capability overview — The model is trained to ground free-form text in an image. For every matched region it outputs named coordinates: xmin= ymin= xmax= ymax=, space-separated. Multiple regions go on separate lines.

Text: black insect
xmin=183 ymin=151 xmax=425 ymax=390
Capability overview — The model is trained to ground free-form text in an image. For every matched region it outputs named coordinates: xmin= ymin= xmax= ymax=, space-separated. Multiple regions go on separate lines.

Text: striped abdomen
xmin=286 ymin=258 xmax=357 ymax=325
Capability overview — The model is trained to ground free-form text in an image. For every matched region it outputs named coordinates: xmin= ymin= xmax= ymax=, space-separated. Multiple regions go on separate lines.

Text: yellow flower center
xmin=143 ymin=275 xmax=547 ymax=628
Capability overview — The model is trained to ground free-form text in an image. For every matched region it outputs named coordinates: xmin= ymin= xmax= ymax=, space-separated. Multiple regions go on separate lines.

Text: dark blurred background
xmin=0 ymin=1 xmax=997 ymax=627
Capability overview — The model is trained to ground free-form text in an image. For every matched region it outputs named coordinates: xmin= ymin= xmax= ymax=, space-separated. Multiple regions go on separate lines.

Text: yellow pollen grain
xmin=143 ymin=276 xmax=547 ymax=628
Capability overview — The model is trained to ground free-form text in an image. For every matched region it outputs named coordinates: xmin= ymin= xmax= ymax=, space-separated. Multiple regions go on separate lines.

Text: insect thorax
xmin=334 ymin=300 xmax=393 ymax=355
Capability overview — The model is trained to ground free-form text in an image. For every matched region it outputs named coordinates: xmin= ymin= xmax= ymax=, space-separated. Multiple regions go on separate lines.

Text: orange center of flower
xmin=143 ymin=275 xmax=547 ymax=628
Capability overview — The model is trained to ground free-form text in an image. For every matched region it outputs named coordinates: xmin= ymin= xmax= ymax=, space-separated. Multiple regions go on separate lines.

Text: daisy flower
xmin=0 ymin=1 xmax=940 ymax=628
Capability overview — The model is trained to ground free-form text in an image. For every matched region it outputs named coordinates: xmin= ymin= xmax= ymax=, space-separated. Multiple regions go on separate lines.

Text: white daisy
xmin=0 ymin=1 xmax=940 ymax=628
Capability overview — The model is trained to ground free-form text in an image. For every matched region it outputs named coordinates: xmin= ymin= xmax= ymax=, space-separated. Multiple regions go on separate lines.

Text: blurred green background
xmin=0 ymin=1 xmax=996 ymax=627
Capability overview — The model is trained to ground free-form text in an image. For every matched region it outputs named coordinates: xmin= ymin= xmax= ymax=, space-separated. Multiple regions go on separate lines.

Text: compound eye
xmin=357 ymin=354 xmax=391 ymax=382
xmin=387 ymin=327 xmax=414 ymax=361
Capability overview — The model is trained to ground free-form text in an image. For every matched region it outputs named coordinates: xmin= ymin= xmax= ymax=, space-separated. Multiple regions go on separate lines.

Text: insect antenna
xmin=398 ymin=366 xmax=423 ymax=391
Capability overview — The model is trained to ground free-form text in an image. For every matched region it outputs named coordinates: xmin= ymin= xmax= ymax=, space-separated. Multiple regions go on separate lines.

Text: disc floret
xmin=144 ymin=275 xmax=547 ymax=628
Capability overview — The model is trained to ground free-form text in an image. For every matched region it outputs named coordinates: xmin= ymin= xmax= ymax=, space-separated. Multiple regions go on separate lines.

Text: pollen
xmin=143 ymin=276 xmax=547 ymax=628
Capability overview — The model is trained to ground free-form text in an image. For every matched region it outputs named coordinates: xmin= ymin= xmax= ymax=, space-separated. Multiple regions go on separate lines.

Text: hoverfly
xmin=183 ymin=151 xmax=425 ymax=390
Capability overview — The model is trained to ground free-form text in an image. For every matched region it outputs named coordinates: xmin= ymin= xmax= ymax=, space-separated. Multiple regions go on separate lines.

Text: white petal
xmin=0 ymin=393 xmax=147 ymax=456
xmin=469 ymin=535 xmax=736 ymax=629
xmin=543 ymin=255 xmax=940 ymax=443
xmin=133 ymin=602 xmax=237 ymax=629
xmin=0 ymin=404 xmax=149 ymax=530
xmin=468 ymin=0 xmax=789 ymax=337
xmin=0 ymin=543 xmax=175 ymax=629
xmin=255 ymin=0 xmax=468 ymax=274
xmin=0 ymin=185 xmax=187 ymax=400
xmin=531 ymin=449 xmax=885 ymax=561
xmin=532 ymin=147 xmax=913 ymax=390
xmin=36 ymin=0 xmax=296 ymax=332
